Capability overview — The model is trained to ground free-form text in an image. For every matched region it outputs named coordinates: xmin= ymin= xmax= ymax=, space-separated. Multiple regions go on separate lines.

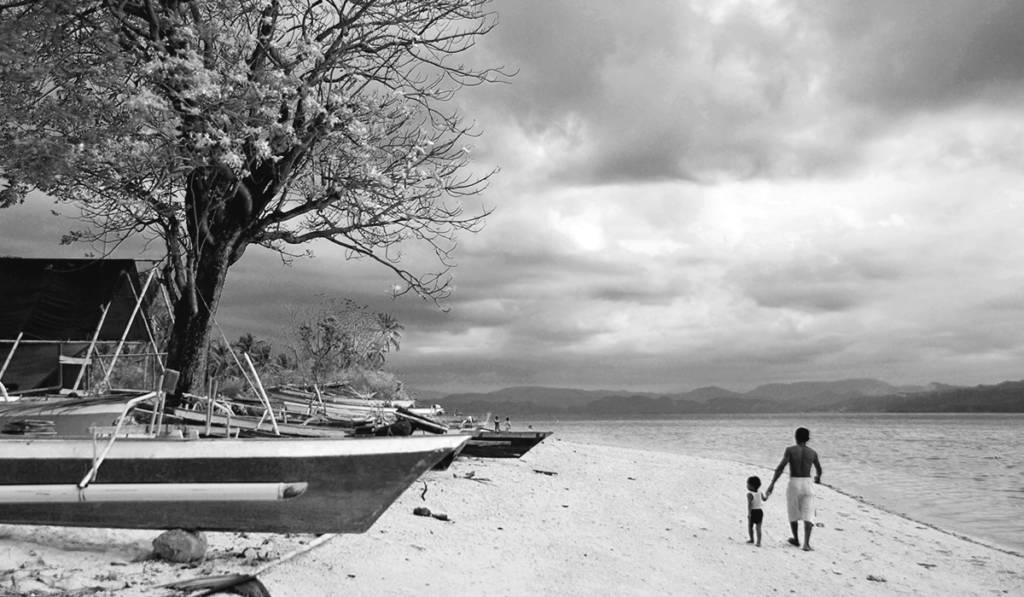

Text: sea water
xmin=516 ymin=413 xmax=1024 ymax=553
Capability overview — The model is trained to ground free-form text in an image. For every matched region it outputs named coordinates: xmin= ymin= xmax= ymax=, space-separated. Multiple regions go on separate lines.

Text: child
xmin=746 ymin=475 xmax=768 ymax=547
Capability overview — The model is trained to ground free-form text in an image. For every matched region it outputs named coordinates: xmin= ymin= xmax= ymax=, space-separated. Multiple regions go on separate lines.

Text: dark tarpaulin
xmin=0 ymin=258 xmax=155 ymax=391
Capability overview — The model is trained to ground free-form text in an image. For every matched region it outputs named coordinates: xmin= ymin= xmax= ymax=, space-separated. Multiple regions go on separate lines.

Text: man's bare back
xmin=784 ymin=444 xmax=820 ymax=478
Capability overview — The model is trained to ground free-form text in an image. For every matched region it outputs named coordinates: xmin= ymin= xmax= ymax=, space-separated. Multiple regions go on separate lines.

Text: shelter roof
xmin=0 ymin=257 xmax=155 ymax=342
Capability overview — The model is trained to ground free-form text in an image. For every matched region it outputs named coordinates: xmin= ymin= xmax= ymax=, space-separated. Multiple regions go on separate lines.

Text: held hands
xmin=814 ymin=475 xmax=821 ymax=484
xmin=765 ymin=485 xmax=774 ymax=497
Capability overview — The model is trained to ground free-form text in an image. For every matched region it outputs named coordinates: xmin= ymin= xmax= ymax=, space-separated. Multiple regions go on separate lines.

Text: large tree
xmin=0 ymin=0 xmax=505 ymax=402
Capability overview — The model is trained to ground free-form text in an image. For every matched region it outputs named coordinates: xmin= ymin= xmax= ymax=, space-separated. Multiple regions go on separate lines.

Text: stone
xmin=152 ymin=529 xmax=208 ymax=563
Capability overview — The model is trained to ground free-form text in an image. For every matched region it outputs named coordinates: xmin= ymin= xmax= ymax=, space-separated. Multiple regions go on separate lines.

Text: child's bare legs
xmin=747 ymin=518 xmax=755 ymax=543
xmin=755 ymin=522 xmax=762 ymax=547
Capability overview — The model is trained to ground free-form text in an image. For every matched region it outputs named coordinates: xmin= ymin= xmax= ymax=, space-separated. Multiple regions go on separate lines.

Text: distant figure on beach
xmin=504 ymin=417 xmax=512 ymax=431
xmin=746 ymin=475 xmax=768 ymax=547
xmin=493 ymin=416 xmax=500 ymax=432
xmin=766 ymin=427 xmax=822 ymax=551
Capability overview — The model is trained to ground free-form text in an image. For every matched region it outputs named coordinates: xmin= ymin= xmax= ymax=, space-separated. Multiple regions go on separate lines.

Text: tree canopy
xmin=0 ymin=0 xmax=507 ymax=398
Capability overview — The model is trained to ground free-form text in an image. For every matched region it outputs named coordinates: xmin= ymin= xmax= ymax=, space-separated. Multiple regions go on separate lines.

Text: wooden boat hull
xmin=0 ymin=434 xmax=468 ymax=533
xmin=458 ymin=430 xmax=552 ymax=459
xmin=431 ymin=437 xmax=468 ymax=470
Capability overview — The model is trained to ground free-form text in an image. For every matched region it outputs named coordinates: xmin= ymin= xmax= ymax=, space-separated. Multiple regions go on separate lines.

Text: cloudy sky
xmin=6 ymin=0 xmax=1024 ymax=394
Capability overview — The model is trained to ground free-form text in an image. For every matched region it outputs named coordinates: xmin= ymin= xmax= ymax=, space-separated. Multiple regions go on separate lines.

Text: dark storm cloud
xmin=796 ymin=0 xmax=1024 ymax=111
xmin=477 ymin=0 xmax=689 ymax=130
xmin=390 ymin=330 xmax=859 ymax=393
xmin=217 ymin=249 xmax=460 ymax=342
xmin=747 ymin=282 xmax=864 ymax=313
xmin=0 ymin=201 xmax=99 ymax=255
xmin=733 ymin=249 xmax=908 ymax=313
xmin=219 ymin=234 xmax=669 ymax=351
xmin=467 ymin=0 xmax=1024 ymax=185
xmin=468 ymin=0 xmax=834 ymax=182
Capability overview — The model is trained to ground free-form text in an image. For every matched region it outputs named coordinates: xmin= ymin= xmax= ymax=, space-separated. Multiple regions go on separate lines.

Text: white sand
xmin=1 ymin=438 xmax=1021 ymax=596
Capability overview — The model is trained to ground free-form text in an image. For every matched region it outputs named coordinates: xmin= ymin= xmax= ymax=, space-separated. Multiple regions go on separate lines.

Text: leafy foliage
xmin=287 ymin=296 xmax=403 ymax=384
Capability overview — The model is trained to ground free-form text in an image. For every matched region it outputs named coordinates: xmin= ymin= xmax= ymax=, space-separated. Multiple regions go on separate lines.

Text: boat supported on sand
xmin=459 ymin=430 xmax=553 ymax=459
xmin=0 ymin=432 xmax=468 ymax=533
xmin=431 ymin=429 xmax=552 ymax=469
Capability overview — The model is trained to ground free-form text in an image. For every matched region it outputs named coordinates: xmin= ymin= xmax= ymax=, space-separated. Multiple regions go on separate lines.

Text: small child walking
xmin=746 ymin=475 xmax=768 ymax=547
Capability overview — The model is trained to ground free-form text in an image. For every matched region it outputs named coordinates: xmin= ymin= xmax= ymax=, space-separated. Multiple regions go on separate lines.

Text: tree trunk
xmin=163 ymin=245 xmax=234 ymax=407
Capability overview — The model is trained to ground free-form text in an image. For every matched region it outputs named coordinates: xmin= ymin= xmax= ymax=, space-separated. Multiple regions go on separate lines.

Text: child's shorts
xmin=749 ymin=509 xmax=763 ymax=524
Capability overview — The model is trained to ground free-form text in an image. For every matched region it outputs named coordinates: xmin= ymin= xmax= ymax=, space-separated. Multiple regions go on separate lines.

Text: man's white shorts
xmin=787 ymin=477 xmax=815 ymax=522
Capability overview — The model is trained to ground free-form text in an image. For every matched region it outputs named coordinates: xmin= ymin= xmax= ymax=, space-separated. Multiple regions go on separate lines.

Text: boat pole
xmin=100 ymin=267 xmax=158 ymax=391
xmin=313 ymin=384 xmax=327 ymax=415
xmin=71 ymin=304 xmax=110 ymax=393
xmin=125 ymin=269 xmax=165 ymax=372
xmin=0 ymin=331 xmax=24 ymax=385
xmin=205 ymin=378 xmax=217 ymax=436
xmin=79 ymin=391 xmax=159 ymax=489
xmin=216 ymin=324 xmax=260 ymax=399
xmin=244 ymin=352 xmax=279 ymax=435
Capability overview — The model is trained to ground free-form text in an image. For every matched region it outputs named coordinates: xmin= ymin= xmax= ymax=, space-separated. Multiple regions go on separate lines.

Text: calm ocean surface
xmin=516 ymin=413 xmax=1024 ymax=553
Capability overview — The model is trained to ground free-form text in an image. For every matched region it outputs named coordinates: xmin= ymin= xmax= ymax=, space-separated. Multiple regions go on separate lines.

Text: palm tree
xmin=206 ymin=338 xmax=235 ymax=379
xmin=233 ymin=333 xmax=272 ymax=368
xmin=367 ymin=313 xmax=403 ymax=369
xmin=377 ymin=313 xmax=404 ymax=352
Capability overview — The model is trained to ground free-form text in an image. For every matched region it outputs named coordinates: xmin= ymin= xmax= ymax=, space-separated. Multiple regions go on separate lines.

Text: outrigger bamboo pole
xmin=0 ymin=482 xmax=308 ymax=504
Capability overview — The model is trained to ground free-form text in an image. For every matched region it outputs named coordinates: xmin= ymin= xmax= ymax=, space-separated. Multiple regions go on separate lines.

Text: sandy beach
xmin=1 ymin=437 xmax=1021 ymax=596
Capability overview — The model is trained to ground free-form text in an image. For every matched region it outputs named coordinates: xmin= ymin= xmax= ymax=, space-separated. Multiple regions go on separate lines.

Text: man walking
xmin=766 ymin=427 xmax=822 ymax=551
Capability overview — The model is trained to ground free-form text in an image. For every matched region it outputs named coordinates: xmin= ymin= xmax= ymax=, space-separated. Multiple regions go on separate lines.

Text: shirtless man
xmin=766 ymin=427 xmax=822 ymax=551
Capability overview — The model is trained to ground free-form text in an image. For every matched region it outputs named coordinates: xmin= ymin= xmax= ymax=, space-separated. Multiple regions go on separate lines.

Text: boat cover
xmin=0 ymin=258 xmax=154 ymax=391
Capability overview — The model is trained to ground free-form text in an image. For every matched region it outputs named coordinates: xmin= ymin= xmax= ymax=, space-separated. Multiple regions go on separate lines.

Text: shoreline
xmin=526 ymin=413 xmax=1024 ymax=555
xmin=579 ymin=439 xmax=1024 ymax=557
xmin=1 ymin=438 xmax=1021 ymax=595
xmin=817 ymin=480 xmax=1024 ymax=560
xmin=677 ymin=450 xmax=1024 ymax=559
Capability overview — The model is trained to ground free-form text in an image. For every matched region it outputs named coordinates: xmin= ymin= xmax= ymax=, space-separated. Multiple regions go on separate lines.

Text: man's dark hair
xmin=795 ymin=427 xmax=810 ymax=443
xmin=747 ymin=475 xmax=762 ymax=489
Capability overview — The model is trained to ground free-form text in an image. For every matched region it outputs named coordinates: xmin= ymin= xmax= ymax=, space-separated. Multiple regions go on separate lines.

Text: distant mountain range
xmin=432 ymin=378 xmax=1024 ymax=415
